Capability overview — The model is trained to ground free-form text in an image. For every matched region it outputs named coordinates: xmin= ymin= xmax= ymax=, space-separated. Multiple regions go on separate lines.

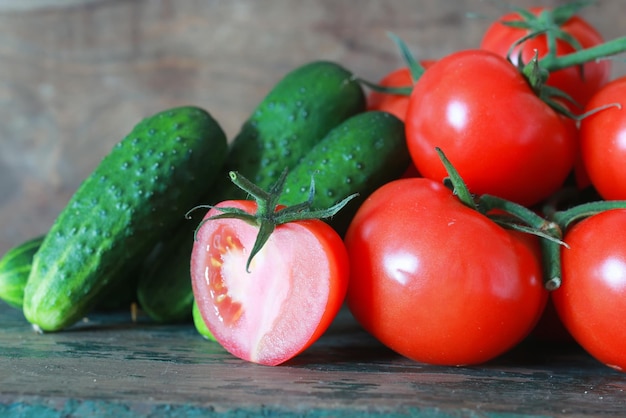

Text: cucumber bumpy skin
xmin=0 ymin=235 xmax=44 ymax=309
xmin=211 ymin=59 xmax=366 ymax=202
xmin=280 ymin=110 xmax=410 ymax=235
xmin=23 ymin=106 xmax=228 ymax=332
xmin=0 ymin=235 xmax=139 ymax=311
xmin=0 ymin=235 xmax=139 ymax=312
xmin=135 ymin=60 xmax=365 ymax=324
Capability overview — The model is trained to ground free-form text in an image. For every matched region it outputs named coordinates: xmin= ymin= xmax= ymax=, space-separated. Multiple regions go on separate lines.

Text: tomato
xmin=190 ymin=200 xmax=349 ymax=366
xmin=366 ymin=61 xmax=435 ymax=121
xmin=480 ymin=6 xmax=610 ymax=108
xmin=552 ymin=209 xmax=626 ymax=372
xmin=366 ymin=67 xmax=412 ymax=120
xmin=344 ymin=177 xmax=548 ymax=366
xmin=405 ymin=49 xmax=578 ymax=207
xmin=579 ymin=76 xmax=626 ymax=200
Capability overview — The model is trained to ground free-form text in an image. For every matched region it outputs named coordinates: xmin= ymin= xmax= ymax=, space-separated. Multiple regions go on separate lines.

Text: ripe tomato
xmin=190 ymin=200 xmax=349 ymax=366
xmin=344 ymin=177 xmax=548 ymax=366
xmin=579 ymin=76 xmax=626 ymax=200
xmin=366 ymin=61 xmax=435 ymax=121
xmin=367 ymin=67 xmax=412 ymax=121
xmin=552 ymin=209 xmax=626 ymax=372
xmin=405 ymin=49 xmax=577 ymax=207
xmin=480 ymin=6 xmax=610 ymax=108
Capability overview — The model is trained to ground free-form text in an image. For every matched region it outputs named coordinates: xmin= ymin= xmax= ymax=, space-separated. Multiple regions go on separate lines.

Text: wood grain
xmin=1 ymin=303 xmax=625 ymax=416
xmin=2 ymin=0 xmax=625 ymax=254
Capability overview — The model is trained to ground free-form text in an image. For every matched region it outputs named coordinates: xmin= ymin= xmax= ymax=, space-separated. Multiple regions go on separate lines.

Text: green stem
xmin=387 ymin=31 xmax=426 ymax=82
xmin=552 ymin=200 xmax=626 ymax=230
xmin=477 ymin=195 xmax=547 ymax=229
xmin=435 ymin=148 xmax=476 ymax=210
xmin=540 ymin=36 xmax=626 ymax=72
xmin=478 ymin=194 xmax=565 ymax=290
xmin=541 ymin=238 xmax=563 ymax=291
xmin=542 ymin=199 xmax=626 ymax=290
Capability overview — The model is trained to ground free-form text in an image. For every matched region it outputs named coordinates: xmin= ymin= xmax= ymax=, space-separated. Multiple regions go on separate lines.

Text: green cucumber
xmin=0 ymin=235 xmax=138 ymax=312
xmin=0 ymin=235 xmax=44 ymax=309
xmin=280 ymin=110 xmax=410 ymax=235
xmin=192 ymin=299 xmax=216 ymax=341
xmin=212 ymin=59 xmax=366 ymax=201
xmin=23 ymin=106 xmax=228 ymax=332
xmin=136 ymin=237 xmax=195 ymax=323
xmin=135 ymin=60 xmax=365 ymax=324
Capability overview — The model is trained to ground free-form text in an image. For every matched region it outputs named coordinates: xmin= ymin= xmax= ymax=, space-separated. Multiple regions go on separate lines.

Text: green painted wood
xmin=0 ymin=303 xmax=625 ymax=417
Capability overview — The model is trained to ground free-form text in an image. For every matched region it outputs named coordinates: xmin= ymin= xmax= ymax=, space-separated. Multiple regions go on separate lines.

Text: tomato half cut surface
xmin=190 ymin=200 xmax=349 ymax=366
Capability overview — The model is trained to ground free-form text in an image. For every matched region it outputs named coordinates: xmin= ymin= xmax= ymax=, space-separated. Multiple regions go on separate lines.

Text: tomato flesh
xmin=191 ymin=200 xmax=349 ymax=366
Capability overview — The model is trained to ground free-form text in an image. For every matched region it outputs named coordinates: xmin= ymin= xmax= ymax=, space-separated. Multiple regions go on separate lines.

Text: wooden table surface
xmin=1 ymin=302 xmax=626 ymax=417
xmin=2 ymin=1 xmax=626 ymax=416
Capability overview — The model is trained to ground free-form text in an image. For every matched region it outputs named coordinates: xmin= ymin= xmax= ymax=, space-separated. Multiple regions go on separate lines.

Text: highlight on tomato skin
xmin=404 ymin=49 xmax=578 ymax=207
xmin=190 ymin=200 xmax=350 ymax=367
xmin=344 ymin=177 xmax=548 ymax=367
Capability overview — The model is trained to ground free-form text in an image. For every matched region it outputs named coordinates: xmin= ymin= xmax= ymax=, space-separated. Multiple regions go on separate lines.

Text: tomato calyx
xmin=187 ymin=169 xmax=357 ymax=272
xmin=498 ymin=1 xmax=626 ymax=76
xmin=356 ymin=32 xmax=428 ymax=97
xmin=437 ymin=147 xmax=565 ymax=290
xmin=516 ymin=50 xmax=585 ymax=119
xmin=499 ymin=1 xmax=590 ymax=63
xmin=437 ymin=148 xmax=558 ymax=237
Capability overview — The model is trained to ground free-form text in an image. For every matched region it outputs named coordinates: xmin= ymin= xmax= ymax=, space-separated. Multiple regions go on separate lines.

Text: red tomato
xmin=405 ymin=49 xmax=578 ymax=207
xmin=344 ymin=178 xmax=548 ymax=366
xmin=190 ymin=200 xmax=349 ymax=366
xmin=579 ymin=76 xmax=626 ymax=200
xmin=480 ymin=6 xmax=610 ymax=108
xmin=366 ymin=61 xmax=435 ymax=121
xmin=552 ymin=209 xmax=626 ymax=372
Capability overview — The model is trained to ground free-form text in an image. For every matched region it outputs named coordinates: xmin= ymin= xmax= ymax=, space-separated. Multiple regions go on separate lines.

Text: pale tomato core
xmin=193 ymin=216 xmax=332 ymax=366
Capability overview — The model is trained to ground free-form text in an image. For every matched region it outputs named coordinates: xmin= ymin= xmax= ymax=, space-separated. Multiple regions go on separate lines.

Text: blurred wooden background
xmin=1 ymin=0 xmax=625 ymax=254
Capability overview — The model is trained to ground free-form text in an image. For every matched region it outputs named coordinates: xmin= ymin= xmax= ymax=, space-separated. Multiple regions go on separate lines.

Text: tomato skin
xmin=344 ymin=178 xmax=547 ymax=366
xmin=405 ymin=49 xmax=577 ymax=207
xmin=480 ymin=7 xmax=610 ymax=108
xmin=367 ymin=67 xmax=413 ymax=121
xmin=579 ymin=77 xmax=626 ymax=200
xmin=366 ymin=61 xmax=435 ymax=121
xmin=552 ymin=209 xmax=626 ymax=372
xmin=190 ymin=200 xmax=349 ymax=366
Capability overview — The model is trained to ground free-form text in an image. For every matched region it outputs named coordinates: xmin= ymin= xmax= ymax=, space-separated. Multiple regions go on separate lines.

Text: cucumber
xmin=135 ymin=60 xmax=365 ymax=324
xmin=0 ymin=235 xmax=138 ymax=312
xmin=0 ymin=235 xmax=44 ymax=309
xmin=23 ymin=106 xmax=228 ymax=332
xmin=212 ymin=59 xmax=366 ymax=201
xmin=192 ymin=299 xmax=216 ymax=341
xmin=280 ymin=110 xmax=410 ymax=235
xmin=136 ymin=237 xmax=195 ymax=323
